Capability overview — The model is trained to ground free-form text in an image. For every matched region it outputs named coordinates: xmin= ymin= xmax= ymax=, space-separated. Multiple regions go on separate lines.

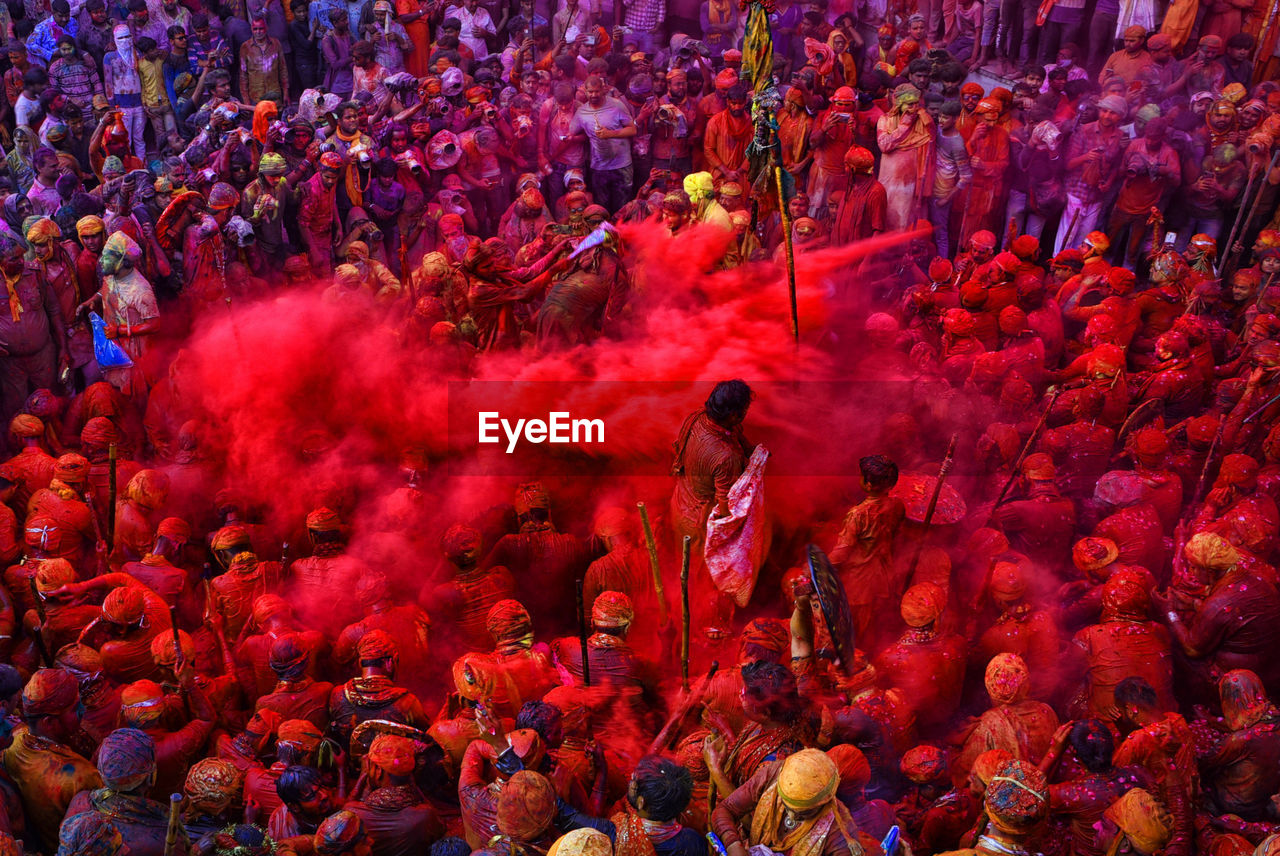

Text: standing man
xmin=103 ymin=25 xmax=147 ymax=163
xmin=239 ymin=15 xmax=287 ymax=104
xmin=1054 ymin=94 xmax=1126 ymax=253
xmin=0 ymin=236 xmax=66 ymax=425
xmin=570 ymin=75 xmax=636 ymax=215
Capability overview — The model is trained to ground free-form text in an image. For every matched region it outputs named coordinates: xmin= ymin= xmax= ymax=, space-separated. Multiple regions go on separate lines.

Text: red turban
xmin=1073 ymin=537 xmax=1119 ymax=573
xmin=9 ymin=414 xmax=42 ymax=437
xmin=185 ymin=759 xmax=243 ymax=814
xmin=35 ymin=558 xmax=76 ymax=593
xmin=1132 ymin=427 xmax=1169 ymax=460
xmin=277 ymin=719 xmax=323 ymax=754
xmin=514 ymin=482 xmax=550 ymax=515
xmin=79 ymin=416 xmax=121 ymax=447
xmin=156 ymin=517 xmax=190 ymax=542
xmin=972 ymin=749 xmax=1014 ymax=786
xmin=357 ymin=629 xmax=398 ymax=662
xmin=98 ymin=727 xmax=156 ymax=791
xmin=900 ymin=745 xmax=947 ymax=783
xmin=843 ymin=146 xmax=874 ymax=173
xmin=929 ymin=258 xmax=953 ymax=281
xmin=984 ymin=653 xmax=1029 ymax=705
xmin=1102 ymin=571 xmax=1150 ymax=621
xmin=988 ymin=562 xmax=1026 ymax=600
xmin=1219 ymin=669 xmax=1275 ymax=730
xmin=1021 ymin=452 xmax=1055 ymax=480
xmin=442 ymin=524 xmax=482 ymax=561
xmin=314 ymin=811 xmax=366 ymax=856
xmin=306 ymin=507 xmax=343 ymax=531
xmin=126 ymin=469 xmax=169 ymax=509
xmin=826 ymin=743 xmax=871 ymax=789
xmin=103 ymin=586 xmax=146 ymax=625
xmin=591 ymin=591 xmax=633 ymax=628
xmin=252 ymin=594 xmax=291 ymax=626
xmin=211 ymin=524 xmax=252 ymax=553
xmin=998 ymin=305 xmax=1028 ymax=336
xmin=487 ymin=599 xmax=533 ymax=643
xmin=120 ymin=679 xmax=167 ymax=726
xmin=54 ymin=453 xmax=89 ymax=483
xmin=1010 ymin=235 xmax=1040 ymax=260
xmin=1217 ymin=453 xmax=1259 ymax=488
xmin=740 ymin=618 xmax=789 ymax=657
xmin=961 ymin=82 xmax=984 ymax=96
xmin=269 ymin=633 xmax=309 ymax=679
xmin=22 ymin=668 xmax=79 ymax=716
xmin=498 ymin=771 xmax=557 ymax=840
xmin=367 ymin=734 xmax=419 ymax=776
xmin=150 ymin=630 xmax=196 ymax=667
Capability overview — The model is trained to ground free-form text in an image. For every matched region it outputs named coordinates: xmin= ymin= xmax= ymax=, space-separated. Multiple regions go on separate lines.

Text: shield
xmin=807 ymin=544 xmax=856 ymax=666
xmin=891 ymin=472 xmax=967 ymax=524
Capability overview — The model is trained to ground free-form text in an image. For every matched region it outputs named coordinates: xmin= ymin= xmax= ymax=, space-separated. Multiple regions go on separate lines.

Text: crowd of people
xmin=0 ymin=0 xmax=1274 ymax=850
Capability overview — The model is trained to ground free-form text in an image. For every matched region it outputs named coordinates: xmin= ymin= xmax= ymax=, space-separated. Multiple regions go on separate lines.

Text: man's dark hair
xmin=1114 ymin=677 xmax=1158 ymax=709
xmin=705 ymin=379 xmax=752 ymax=426
xmin=441 ymin=16 xmax=461 ymax=28
xmin=1069 ymin=719 xmax=1114 ymax=772
xmin=515 ymin=700 xmax=562 ymax=744
xmin=56 ymin=34 xmax=76 ymax=48
xmin=0 ymin=665 xmax=23 ymax=703
xmin=907 ymin=58 xmax=931 ymax=76
xmin=430 ymin=838 xmax=471 ymax=856
xmin=168 ymin=24 xmax=186 ymax=38
xmin=631 ymin=756 xmax=693 ymax=821
xmin=51 ymin=0 xmax=70 ymax=14
xmin=136 ymin=36 xmax=157 ymax=53
xmin=1064 ymin=78 xmax=1094 ymax=99
xmin=276 ymin=765 xmax=323 ymax=805
xmin=937 ymin=61 xmax=965 ymax=83
xmin=726 ymin=83 xmax=747 ymax=102
xmin=192 ymin=12 xmax=209 ymax=26
xmin=22 ymin=67 xmax=47 ymax=87
xmin=1227 ymin=32 xmax=1254 ymax=49
xmin=553 ymin=54 xmax=576 ymax=77
xmin=741 ymin=660 xmax=804 ymax=721
xmin=859 ymin=454 xmax=899 ymax=491
xmin=940 ymin=99 xmax=962 ymax=117
xmin=14 ymin=19 xmax=34 ymax=38
xmin=1048 ymin=66 xmax=1068 ymax=80
xmin=1022 ymin=64 xmax=1044 ymax=78
xmin=802 ymin=10 xmax=823 ymax=24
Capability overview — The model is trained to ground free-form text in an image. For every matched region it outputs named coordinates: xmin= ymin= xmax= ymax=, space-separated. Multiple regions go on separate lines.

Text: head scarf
xmin=277 ymin=719 xmax=323 ymax=755
xmin=102 ymin=232 xmax=143 ymax=269
xmin=1184 ymin=532 xmax=1239 ymax=572
xmin=682 ymin=171 xmax=715 ymax=204
xmin=113 ymin=24 xmax=133 ymax=64
xmin=57 ymin=812 xmax=123 ymax=856
xmin=98 ymin=728 xmax=156 ymax=791
xmin=1104 ymin=789 xmax=1173 ymax=855
xmin=268 ymin=633 xmax=308 ymax=680
xmin=259 ymin=153 xmax=287 ymax=175
xmin=76 ymin=215 xmax=105 ymax=238
xmin=1219 ymin=669 xmax=1276 ymax=731
xmin=740 ymin=618 xmax=789 ymax=658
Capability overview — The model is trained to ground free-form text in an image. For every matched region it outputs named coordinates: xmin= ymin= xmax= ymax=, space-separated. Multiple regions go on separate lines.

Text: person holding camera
xmin=1106 ymin=117 xmax=1179 ymax=266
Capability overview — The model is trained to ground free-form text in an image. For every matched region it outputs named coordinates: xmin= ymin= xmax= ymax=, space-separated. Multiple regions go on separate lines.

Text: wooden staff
xmin=107 ymin=443 xmax=118 ymax=549
xmin=1220 ymin=161 xmax=1260 ymax=274
xmin=680 ymin=534 xmax=691 ymax=691
xmin=992 ymin=387 xmax=1063 ymax=511
xmin=1003 ymin=216 xmax=1017 ymax=251
xmin=906 ymin=434 xmax=958 ymax=583
xmin=1223 ymin=151 xmax=1280 ymax=277
xmin=575 ymin=578 xmax=591 ymax=687
xmin=636 ymin=502 xmax=669 ymax=625
xmin=27 ymin=577 xmax=53 ymax=667
xmin=647 ymin=661 xmax=719 ymax=754
xmin=163 ymin=793 xmax=185 ymax=856
xmin=775 ymin=163 xmax=799 ymax=346
xmin=169 ymin=605 xmax=183 ymax=671
xmin=1063 ymin=205 xmax=1083 ymax=253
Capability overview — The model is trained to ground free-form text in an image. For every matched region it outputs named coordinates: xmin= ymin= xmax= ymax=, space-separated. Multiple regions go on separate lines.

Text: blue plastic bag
xmin=90 ymin=312 xmax=133 ymax=369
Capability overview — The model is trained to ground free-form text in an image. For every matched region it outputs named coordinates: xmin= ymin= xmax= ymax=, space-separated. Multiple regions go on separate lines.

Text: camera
xmin=394 ymin=151 xmax=423 ymax=173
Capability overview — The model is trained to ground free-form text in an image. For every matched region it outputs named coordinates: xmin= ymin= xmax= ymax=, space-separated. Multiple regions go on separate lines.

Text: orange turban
xmin=592 ymin=591 xmax=634 ymax=628
xmin=777 ymin=748 xmax=839 ymax=810
xmin=1184 ymin=532 xmax=1239 ymax=571
xmin=985 ymin=653 xmax=1029 ymax=705
xmin=367 ymin=734 xmax=418 ymax=776
xmin=211 ymin=524 xmax=252 ymax=553
xmin=276 ymin=719 xmax=324 ymax=754
xmin=306 ymin=507 xmax=343 ymax=531
xmin=901 ymin=745 xmax=947 ymax=783
xmin=185 ymin=758 xmax=243 ymax=814
xmin=487 ymin=599 xmax=533 ymax=643
xmin=497 ymin=771 xmax=557 ymax=840
xmin=103 ymin=586 xmax=146 ymax=625
xmin=9 ymin=414 xmax=42 ymax=437
xmin=54 ymin=453 xmax=89 ymax=483
xmin=22 ymin=668 xmax=79 ymax=716
xmin=120 ymin=679 xmax=167 ymax=725
xmin=900 ymin=582 xmax=945 ymax=627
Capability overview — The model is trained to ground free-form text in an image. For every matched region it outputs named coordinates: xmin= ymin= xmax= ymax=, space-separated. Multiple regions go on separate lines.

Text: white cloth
xmin=705 ymin=444 xmax=770 ymax=607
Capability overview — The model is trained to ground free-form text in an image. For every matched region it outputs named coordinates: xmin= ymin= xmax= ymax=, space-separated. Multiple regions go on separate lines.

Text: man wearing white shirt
xmin=444 ymin=0 xmax=495 ymax=59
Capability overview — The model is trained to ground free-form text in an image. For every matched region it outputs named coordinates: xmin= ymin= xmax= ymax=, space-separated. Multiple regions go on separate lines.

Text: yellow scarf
xmin=3 ymin=267 xmax=23 ymax=322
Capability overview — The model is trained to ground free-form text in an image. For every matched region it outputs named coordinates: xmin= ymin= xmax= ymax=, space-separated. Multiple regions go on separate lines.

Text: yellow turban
xmin=1184 ymin=532 xmax=1239 ymax=571
xmin=1104 ymin=788 xmax=1172 ymax=855
xmin=777 ymin=748 xmax=839 ymax=810
xmin=76 ymin=215 xmax=105 ymax=237
xmin=683 ymin=171 xmax=715 ymax=203
xmin=26 ymin=217 xmax=60 ymax=244
xmin=548 ymin=829 xmax=613 ymax=856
